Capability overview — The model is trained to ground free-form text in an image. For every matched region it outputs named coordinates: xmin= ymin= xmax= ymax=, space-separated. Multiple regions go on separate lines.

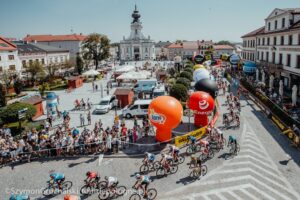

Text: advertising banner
xmin=174 ymin=126 xmax=207 ymax=147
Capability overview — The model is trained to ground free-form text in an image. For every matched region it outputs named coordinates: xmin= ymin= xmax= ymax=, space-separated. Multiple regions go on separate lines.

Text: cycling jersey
xmin=189 ymin=136 xmax=196 ymax=143
xmin=50 ymin=173 xmax=65 ymax=181
xmin=147 ymin=153 xmax=155 ymax=161
xmin=9 ymin=194 xmax=29 ymax=200
xmin=200 ymin=140 xmax=209 ymax=147
xmin=165 ymin=154 xmax=173 ymax=161
xmin=141 ymin=175 xmax=150 ymax=184
xmin=169 ymin=146 xmax=179 ymax=154
xmin=108 ymin=177 xmax=118 ymax=187
xmin=228 ymin=136 xmax=237 ymax=143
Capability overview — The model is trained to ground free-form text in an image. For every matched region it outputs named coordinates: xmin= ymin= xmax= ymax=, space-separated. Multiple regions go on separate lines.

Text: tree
xmin=179 ymin=71 xmax=193 ymax=81
xmin=25 ymin=61 xmax=44 ymax=85
xmin=76 ymin=53 xmax=84 ymax=75
xmin=82 ymin=33 xmax=110 ymax=69
xmin=183 ymin=68 xmax=193 ymax=74
xmin=0 ymin=102 xmax=36 ymax=123
xmin=216 ymin=40 xmax=234 ymax=46
xmin=0 ymin=83 xmax=6 ymax=107
xmin=176 ymin=77 xmax=191 ymax=89
xmin=13 ymin=78 xmax=23 ymax=95
xmin=45 ymin=64 xmax=60 ymax=79
xmin=170 ymin=84 xmax=188 ymax=102
xmin=167 ymin=67 xmax=176 ymax=77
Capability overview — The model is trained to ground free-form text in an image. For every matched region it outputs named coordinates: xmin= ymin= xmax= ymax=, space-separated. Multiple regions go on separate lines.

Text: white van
xmin=133 ymin=79 xmax=157 ymax=93
xmin=122 ymin=99 xmax=152 ymax=118
xmin=94 ymin=95 xmax=117 ymax=114
xmin=153 ymin=84 xmax=165 ymax=97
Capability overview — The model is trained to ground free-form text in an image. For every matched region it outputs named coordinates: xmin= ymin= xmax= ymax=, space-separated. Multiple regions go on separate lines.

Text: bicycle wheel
xmin=186 ymin=146 xmax=193 ymax=154
xmin=42 ymin=187 xmax=55 ymax=197
xmin=129 ymin=193 xmax=141 ymax=200
xmin=236 ymin=144 xmax=240 ymax=152
xmin=153 ymin=161 xmax=161 ymax=170
xmin=62 ymin=181 xmax=73 ymax=191
xmin=208 ymin=150 xmax=214 ymax=159
xmin=116 ymin=186 xmax=126 ymax=196
xmin=170 ymin=165 xmax=178 ymax=174
xmin=147 ymin=188 xmax=158 ymax=200
xmin=98 ymin=189 xmax=110 ymax=200
xmin=201 ymin=165 xmax=208 ymax=176
xmin=190 ymin=170 xmax=200 ymax=178
xmin=98 ymin=181 xmax=107 ymax=191
xmin=80 ymin=185 xmax=91 ymax=195
xmin=177 ymin=155 xmax=185 ymax=164
xmin=139 ymin=164 xmax=149 ymax=174
xmin=156 ymin=167 xmax=165 ymax=178
xmin=195 ymin=144 xmax=201 ymax=152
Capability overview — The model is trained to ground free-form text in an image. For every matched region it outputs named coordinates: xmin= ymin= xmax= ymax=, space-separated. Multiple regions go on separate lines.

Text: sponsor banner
xmin=271 ymin=115 xmax=285 ymax=131
xmin=175 ymin=126 xmax=207 ymax=148
xmin=210 ymin=111 xmax=219 ymax=128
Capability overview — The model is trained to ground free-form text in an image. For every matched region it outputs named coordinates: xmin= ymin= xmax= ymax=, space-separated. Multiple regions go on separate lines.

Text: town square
xmin=0 ymin=1 xmax=300 ymax=200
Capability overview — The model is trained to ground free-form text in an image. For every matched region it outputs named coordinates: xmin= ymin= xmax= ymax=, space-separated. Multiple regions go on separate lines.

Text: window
xmin=297 ymin=55 xmax=300 ymax=68
xmin=130 ymin=105 xmax=138 ymax=110
xmin=145 ymin=48 xmax=148 ymax=53
xmin=298 ymin=34 xmax=300 ymax=45
xmin=281 ymin=36 xmax=284 ymax=45
xmin=135 ymin=29 xmax=138 ymax=35
xmin=261 ymin=52 xmax=264 ymax=60
xmin=287 ymin=54 xmax=291 ymax=66
xmin=279 ymin=53 xmax=283 ymax=65
xmin=262 ymin=38 xmax=265 ymax=45
xmin=8 ymin=55 xmax=14 ymax=60
xmin=41 ymin=59 xmax=45 ymax=65
xmin=282 ymin=18 xmax=285 ymax=28
xmin=268 ymin=22 xmax=271 ymax=30
xmin=267 ymin=38 xmax=270 ymax=45
xmin=22 ymin=60 xmax=26 ymax=67
xmin=272 ymin=52 xmax=275 ymax=64
xmin=258 ymin=38 xmax=261 ymax=45
xmin=253 ymin=40 xmax=255 ymax=47
xmin=266 ymin=52 xmax=269 ymax=62
xmin=275 ymin=20 xmax=278 ymax=29
xmin=289 ymin=35 xmax=293 ymax=45
xmin=9 ymin=65 xmax=16 ymax=71
xmin=257 ymin=51 xmax=260 ymax=60
xmin=35 ymin=59 xmax=39 ymax=63
xmin=273 ymin=37 xmax=277 ymax=45
xmin=140 ymin=104 xmax=149 ymax=109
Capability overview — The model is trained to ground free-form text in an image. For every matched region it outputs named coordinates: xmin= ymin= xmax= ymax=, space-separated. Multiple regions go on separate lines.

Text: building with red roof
xmin=0 ymin=36 xmax=22 ymax=74
xmin=23 ymin=33 xmax=87 ymax=61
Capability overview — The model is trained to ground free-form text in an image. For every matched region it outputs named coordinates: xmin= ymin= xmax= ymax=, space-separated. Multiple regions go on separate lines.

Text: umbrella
xmin=261 ymin=71 xmax=265 ymax=83
xmin=279 ymin=80 xmax=283 ymax=97
xmin=269 ymin=75 xmax=274 ymax=90
xmin=82 ymin=69 xmax=100 ymax=76
xmin=292 ymin=85 xmax=297 ymax=106
xmin=256 ymin=69 xmax=259 ymax=81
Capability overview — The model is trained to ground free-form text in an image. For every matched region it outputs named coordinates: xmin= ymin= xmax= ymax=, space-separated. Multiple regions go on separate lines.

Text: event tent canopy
xmin=116 ymin=70 xmax=151 ymax=80
xmin=115 ymin=65 xmax=135 ymax=73
xmin=82 ymin=69 xmax=100 ymax=76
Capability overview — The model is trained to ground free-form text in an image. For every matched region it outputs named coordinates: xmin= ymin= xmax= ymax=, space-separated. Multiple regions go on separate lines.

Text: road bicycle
xmin=98 ymin=182 xmax=126 ymax=200
xmin=139 ymin=160 xmax=161 ymax=174
xmin=156 ymin=162 xmax=178 ymax=178
xmin=186 ymin=143 xmax=201 ymax=155
xmin=189 ymin=164 xmax=208 ymax=179
xmin=80 ymin=175 xmax=101 ymax=195
xmin=129 ymin=185 xmax=157 ymax=200
xmin=199 ymin=146 xmax=214 ymax=162
xmin=42 ymin=179 xmax=73 ymax=197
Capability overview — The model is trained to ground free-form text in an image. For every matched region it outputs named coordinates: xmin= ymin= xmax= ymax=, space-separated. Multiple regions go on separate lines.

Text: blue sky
xmin=0 ymin=0 xmax=299 ymax=43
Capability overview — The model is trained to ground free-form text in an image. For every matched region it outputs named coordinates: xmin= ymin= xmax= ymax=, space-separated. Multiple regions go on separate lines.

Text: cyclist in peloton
xmin=134 ymin=174 xmax=151 ymax=198
xmin=168 ymin=145 xmax=180 ymax=162
xmin=188 ymin=135 xmax=197 ymax=146
xmin=228 ymin=135 xmax=237 ymax=154
xmin=160 ymin=153 xmax=172 ymax=172
xmin=49 ymin=172 xmax=65 ymax=190
xmin=85 ymin=171 xmax=100 ymax=185
xmin=143 ymin=152 xmax=155 ymax=165
xmin=104 ymin=176 xmax=118 ymax=191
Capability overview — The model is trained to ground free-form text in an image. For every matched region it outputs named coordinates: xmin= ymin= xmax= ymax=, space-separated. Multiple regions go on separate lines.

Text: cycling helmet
xmin=135 ymin=174 xmax=141 ymax=179
xmin=86 ymin=171 xmax=91 ymax=176
xmin=104 ymin=176 xmax=108 ymax=180
xmin=229 ymin=135 xmax=233 ymax=140
xmin=144 ymin=152 xmax=148 ymax=155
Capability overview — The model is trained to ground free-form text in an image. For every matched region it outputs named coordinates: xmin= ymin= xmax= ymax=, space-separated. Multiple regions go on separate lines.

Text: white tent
xmin=115 ymin=65 xmax=135 ymax=73
xmin=82 ymin=69 xmax=100 ymax=76
xmin=116 ymin=70 xmax=151 ymax=80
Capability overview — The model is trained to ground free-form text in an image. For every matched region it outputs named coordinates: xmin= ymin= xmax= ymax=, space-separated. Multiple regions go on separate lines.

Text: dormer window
xmin=282 ymin=18 xmax=285 ymax=28
xmin=275 ymin=20 xmax=277 ymax=30
xmin=268 ymin=22 xmax=271 ymax=31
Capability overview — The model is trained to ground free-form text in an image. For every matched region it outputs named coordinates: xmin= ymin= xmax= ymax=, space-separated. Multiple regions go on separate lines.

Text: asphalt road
xmin=1 ymin=85 xmax=300 ymax=200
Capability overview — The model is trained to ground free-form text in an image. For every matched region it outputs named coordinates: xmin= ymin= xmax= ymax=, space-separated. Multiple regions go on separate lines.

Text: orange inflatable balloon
xmin=148 ymin=96 xmax=183 ymax=142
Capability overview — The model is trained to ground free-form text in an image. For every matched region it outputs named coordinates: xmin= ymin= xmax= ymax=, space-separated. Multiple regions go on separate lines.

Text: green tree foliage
xmin=82 ymin=33 xmax=110 ymax=69
xmin=216 ymin=40 xmax=234 ymax=46
xmin=0 ymin=102 xmax=36 ymax=123
xmin=0 ymin=83 xmax=6 ymax=107
xmin=25 ymin=61 xmax=45 ymax=85
xmin=179 ymin=71 xmax=193 ymax=81
xmin=170 ymin=83 xmax=188 ymax=102
xmin=13 ymin=79 xmax=23 ymax=95
xmin=76 ymin=53 xmax=84 ymax=75
xmin=183 ymin=68 xmax=194 ymax=74
xmin=176 ymin=77 xmax=191 ymax=89
xmin=167 ymin=67 xmax=176 ymax=77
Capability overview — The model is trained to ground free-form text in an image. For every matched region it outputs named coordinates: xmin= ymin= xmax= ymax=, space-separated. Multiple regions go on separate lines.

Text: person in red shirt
xmin=85 ymin=171 xmax=100 ymax=185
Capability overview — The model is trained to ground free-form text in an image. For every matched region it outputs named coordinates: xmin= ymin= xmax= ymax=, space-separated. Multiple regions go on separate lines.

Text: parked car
xmin=94 ymin=95 xmax=117 ymax=114
xmin=122 ymin=99 xmax=152 ymax=118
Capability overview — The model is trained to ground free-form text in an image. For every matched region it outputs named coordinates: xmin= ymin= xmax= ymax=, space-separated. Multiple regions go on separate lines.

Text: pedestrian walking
xmin=92 ymin=81 xmax=95 ymax=92
xmin=80 ymin=114 xmax=85 ymax=127
xmin=95 ymin=84 xmax=98 ymax=91
xmin=87 ymin=111 xmax=91 ymax=125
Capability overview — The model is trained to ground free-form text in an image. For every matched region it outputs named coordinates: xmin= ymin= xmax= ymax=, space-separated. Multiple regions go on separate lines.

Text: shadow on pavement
xmin=176 ymin=176 xmax=197 ymax=185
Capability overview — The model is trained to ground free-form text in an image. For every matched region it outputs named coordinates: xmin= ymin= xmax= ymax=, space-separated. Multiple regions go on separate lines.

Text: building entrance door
xmin=135 ymin=54 xmax=140 ymax=61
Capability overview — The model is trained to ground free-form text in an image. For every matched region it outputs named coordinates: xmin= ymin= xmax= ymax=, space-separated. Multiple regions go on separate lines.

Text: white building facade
xmin=0 ymin=37 xmax=22 ymax=74
xmin=241 ymin=8 xmax=300 ymax=91
xmin=120 ymin=5 xmax=155 ymax=61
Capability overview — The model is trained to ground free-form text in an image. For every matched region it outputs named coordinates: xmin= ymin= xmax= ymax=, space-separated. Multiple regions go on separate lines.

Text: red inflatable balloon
xmin=188 ymin=91 xmax=215 ymax=127
xmin=148 ymin=96 xmax=183 ymax=142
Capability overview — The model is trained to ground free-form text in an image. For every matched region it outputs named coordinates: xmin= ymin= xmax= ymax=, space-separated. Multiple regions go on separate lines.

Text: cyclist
xmin=235 ymin=115 xmax=240 ymax=126
xmin=104 ymin=176 xmax=118 ymax=191
xmin=191 ymin=155 xmax=202 ymax=176
xmin=134 ymin=174 xmax=150 ymax=198
xmin=143 ymin=152 xmax=155 ymax=165
xmin=9 ymin=194 xmax=29 ymax=200
xmin=64 ymin=194 xmax=81 ymax=200
xmin=168 ymin=145 xmax=179 ymax=162
xmin=85 ymin=171 xmax=100 ymax=185
xmin=228 ymin=135 xmax=237 ymax=154
xmin=188 ymin=135 xmax=197 ymax=145
xmin=160 ymin=153 xmax=172 ymax=172
xmin=223 ymin=114 xmax=229 ymax=126
xmin=49 ymin=172 xmax=65 ymax=190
